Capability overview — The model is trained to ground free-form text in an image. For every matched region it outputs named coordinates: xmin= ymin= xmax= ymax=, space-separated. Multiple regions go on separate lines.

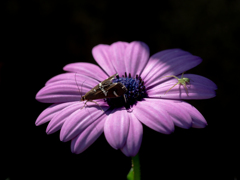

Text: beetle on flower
xmin=35 ymin=41 xmax=217 ymax=157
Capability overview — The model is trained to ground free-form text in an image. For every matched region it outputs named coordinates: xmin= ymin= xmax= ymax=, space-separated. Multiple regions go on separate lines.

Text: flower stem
xmin=127 ymin=153 xmax=141 ymax=180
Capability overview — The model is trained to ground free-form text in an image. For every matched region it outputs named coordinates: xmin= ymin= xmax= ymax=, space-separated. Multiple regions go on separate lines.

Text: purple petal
xmin=36 ymin=80 xmax=90 ymax=103
xmin=180 ymin=102 xmax=207 ymax=128
xmin=104 ymin=107 xmax=130 ymax=149
xmin=109 ymin=41 xmax=129 ymax=76
xmin=152 ymin=99 xmax=193 ymax=129
xmin=141 ymin=49 xmax=202 ymax=88
xmin=35 ymin=102 xmax=76 ymax=126
xmin=140 ymin=98 xmax=207 ymax=129
xmin=63 ymin=62 xmax=108 ymax=80
xmin=46 ymin=102 xmax=82 ymax=134
xmin=92 ymin=44 xmax=117 ymax=76
xmin=71 ymin=114 xmax=107 ymax=154
xmin=141 ymin=49 xmax=188 ymax=80
xmin=147 ymin=74 xmax=216 ymax=100
xmin=132 ymin=99 xmax=175 ymax=134
xmin=124 ymin=41 xmax=150 ymax=77
xmin=121 ymin=113 xmax=143 ymax=157
xmin=183 ymin=74 xmax=217 ymax=90
xmin=60 ymin=102 xmax=109 ymax=142
xmin=45 ymin=73 xmax=100 ymax=86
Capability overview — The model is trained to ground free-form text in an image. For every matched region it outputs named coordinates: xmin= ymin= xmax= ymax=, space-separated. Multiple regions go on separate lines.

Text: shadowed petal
xmin=184 ymin=74 xmax=217 ymax=90
xmin=46 ymin=102 xmax=82 ymax=134
xmin=63 ymin=62 xmax=108 ymax=80
xmin=45 ymin=73 xmax=100 ymax=86
xmin=71 ymin=114 xmax=107 ymax=154
xmin=121 ymin=113 xmax=143 ymax=157
xmin=141 ymin=49 xmax=188 ymax=80
xmin=132 ymin=99 xmax=175 ymax=134
xmin=141 ymin=49 xmax=202 ymax=88
xmin=137 ymin=98 xmax=192 ymax=129
xmin=104 ymin=107 xmax=130 ymax=149
xmin=109 ymin=41 xmax=129 ymax=76
xmin=180 ymin=103 xmax=207 ymax=128
xmin=124 ymin=41 xmax=150 ymax=77
xmin=147 ymin=74 xmax=216 ymax=100
xmin=153 ymin=99 xmax=193 ymax=129
xmin=60 ymin=102 xmax=109 ymax=142
xmin=35 ymin=102 xmax=76 ymax=126
xmin=142 ymin=98 xmax=207 ymax=128
xmin=92 ymin=44 xmax=117 ymax=76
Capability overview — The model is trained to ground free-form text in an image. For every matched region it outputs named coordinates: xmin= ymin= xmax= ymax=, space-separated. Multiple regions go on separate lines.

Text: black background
xmin=1 ymin=0 xmax=239 ymax=180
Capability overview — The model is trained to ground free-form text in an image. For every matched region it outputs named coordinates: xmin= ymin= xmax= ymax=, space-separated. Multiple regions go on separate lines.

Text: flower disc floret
xmin=107 ymin=73 xmax=146 ymax=109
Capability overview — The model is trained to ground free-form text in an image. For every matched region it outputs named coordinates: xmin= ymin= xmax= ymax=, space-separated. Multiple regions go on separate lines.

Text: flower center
xmin=106 ymin=72 xmax=147 ymax=109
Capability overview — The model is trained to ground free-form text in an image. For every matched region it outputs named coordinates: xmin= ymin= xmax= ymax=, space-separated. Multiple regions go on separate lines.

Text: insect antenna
xmin=74 ymin=73 xmax=87 ymax=107
xmin=75 ymin=73 xmax=84 ymax=99
xmin=75 ymin=73 xmax=104 ymax=111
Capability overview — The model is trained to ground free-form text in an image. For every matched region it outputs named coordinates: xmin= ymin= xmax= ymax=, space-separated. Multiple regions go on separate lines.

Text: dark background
xmin=1 ymin=0 xmax=239 ymax=179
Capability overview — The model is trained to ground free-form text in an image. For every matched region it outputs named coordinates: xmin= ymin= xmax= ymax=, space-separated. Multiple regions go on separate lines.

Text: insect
xmin=75 ymin=73 xmax=128 ymax=110
xmin=160 ymin=72 xmax=191 ymax=96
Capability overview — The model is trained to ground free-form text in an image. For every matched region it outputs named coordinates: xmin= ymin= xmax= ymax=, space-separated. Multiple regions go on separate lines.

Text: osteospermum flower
xmin=36 ymin=41 xmax=217 ymax=157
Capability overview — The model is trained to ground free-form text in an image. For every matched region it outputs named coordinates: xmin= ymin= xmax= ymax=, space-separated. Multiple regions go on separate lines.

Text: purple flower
xmin=36 ymin=41 xmax=217 ymax=157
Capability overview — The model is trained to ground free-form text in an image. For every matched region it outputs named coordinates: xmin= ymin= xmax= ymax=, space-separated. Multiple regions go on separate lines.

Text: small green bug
xmin=160 ymin=72 xmax=191 ymax=96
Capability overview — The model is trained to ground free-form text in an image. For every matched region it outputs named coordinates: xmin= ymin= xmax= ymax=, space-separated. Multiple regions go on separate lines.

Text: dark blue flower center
xmin=106 ymin=72 xmax=147 ymax=109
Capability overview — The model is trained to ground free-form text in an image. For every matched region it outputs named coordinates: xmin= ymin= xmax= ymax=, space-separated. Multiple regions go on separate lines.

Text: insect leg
xmin=89 ymin=100 xmax=104 ymax=111
xmin=183 ymin=83 xmax=189 ymax=96
xmin=113 ymin=91 xmax=119 ymax=97
xmin=164 ymin=82 xmax=180 ymax=94
xmin=80 ymin=100 xmax=88 ymax=109
xmin=80 ymin=100 xmax=104 ymax=111
xmin=160 ymin=75 xmax=179 ymax=80
xmin=181 ymin=72 xmax=185 ymax=79
xmin=123 ymin=94 xmax=127 ymax=103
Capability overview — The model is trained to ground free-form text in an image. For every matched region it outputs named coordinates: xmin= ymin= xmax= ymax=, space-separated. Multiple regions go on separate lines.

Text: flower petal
xmin=92 ymin=44 xmax=117 ymax=76
xmin=147 ymin=74 xmax=216 ymax=100
xmin=184 ymin=74 xmax=217 ymax=90
xmin=132 ymin=99 xmax=175 ymax=134
xmin=71 ymin=114 xmax=107 ymax=154
xmin=109 ymin=41 xmax=129 ymax=76
xmin=121 ymin=113 xmax=143 ymax=157
xmin=63 ymin=62 xmax=108 ymax=80
xmin=36 ymin=80 xmax=91 ymax=103
xmin=60 ymin=102 xmax=109 ymax=142
xmin=141 ymin=49 xmax=202 ymax=88
xmin=124 ymin=41 xmax=150 ymax=77
xmin=141 ymin=98 xmax=207 ymax=129
xmin=180 ymin=102 xmax=207 ymax=128
xmin=154 ymin=99 xmax=193 ymax=129
xmin=141 ymin=49 xmax=187 ymax=81
xmin=45 ymin=73 xmax=100 ymax=86
xmin=35 ymin=102 xmax=76 ymax=126
xmin=104 ymin=107 xmax=130 ymax=149
xmin=36 ymin=84 xmax=82 ymax=103
xmin=46 ymin=102 xmax=82 ymax=134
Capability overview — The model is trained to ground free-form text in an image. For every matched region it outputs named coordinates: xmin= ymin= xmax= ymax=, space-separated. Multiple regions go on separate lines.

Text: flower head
xmin=36 ymin=41 xmax=217 ymax=157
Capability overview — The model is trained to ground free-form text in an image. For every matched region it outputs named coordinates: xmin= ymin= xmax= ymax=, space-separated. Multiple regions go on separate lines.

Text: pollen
xmin=106 ymin=72 xmax=147 ymax=109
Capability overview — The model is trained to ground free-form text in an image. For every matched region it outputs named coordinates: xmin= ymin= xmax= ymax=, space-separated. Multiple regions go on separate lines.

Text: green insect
xmin=160 ymin=72 xmax=191 ymax=96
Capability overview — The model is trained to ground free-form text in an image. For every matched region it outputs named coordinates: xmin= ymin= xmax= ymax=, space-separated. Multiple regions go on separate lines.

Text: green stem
xmin=127 ymin=153 xmax=141 ymax=180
